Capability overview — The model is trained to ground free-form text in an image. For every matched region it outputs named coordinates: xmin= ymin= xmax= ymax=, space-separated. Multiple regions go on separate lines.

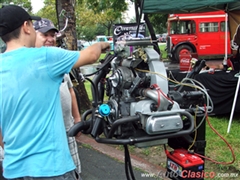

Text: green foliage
xmin=0 ymin=0 xmax=32 ymax=13
xmin=34 ymin=0 xmax=58 ymax=27
xmin=27 ymin=0 xmax=133 ymax=38
xmin=94 ymin=25 xmax=106 ymax=36
xmin=76 ymin=25 xmax=84 ymax=39
xmin=148 ymin=13 xmax=168 ymax=33
xmin=75 ymin=0 xmax=128 ymax=37
xmin=81 ymin=26 xmax=96 ymax=42
xmin=129 ymin=17 xmax=136 ymax=23
xmin=82 ymin=143 xmax=93 ymax=149
xmin=86 ymin=0 xmax=127 ymax=13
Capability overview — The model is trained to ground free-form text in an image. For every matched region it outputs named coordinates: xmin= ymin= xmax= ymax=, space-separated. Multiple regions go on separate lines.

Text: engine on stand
xmin=69 ymin=37 xmax=211 ymax=180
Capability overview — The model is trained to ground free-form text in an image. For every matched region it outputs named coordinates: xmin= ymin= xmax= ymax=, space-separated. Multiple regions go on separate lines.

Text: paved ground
xmin=77 ymin=135 xmax=170 ymax=180
xmin=79 ymin=145 xmax=156 ymax=180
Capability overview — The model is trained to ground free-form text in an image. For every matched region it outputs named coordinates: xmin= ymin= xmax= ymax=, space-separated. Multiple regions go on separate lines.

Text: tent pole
xmin=224 ymin=12 xmax=228 ymax=65
xmin=227 ymin=73 xmax=240 ymax=133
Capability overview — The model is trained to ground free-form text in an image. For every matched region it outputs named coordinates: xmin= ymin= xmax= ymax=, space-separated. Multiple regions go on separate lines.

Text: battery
xmin=166 ymin=149 xmax=204 ymax=180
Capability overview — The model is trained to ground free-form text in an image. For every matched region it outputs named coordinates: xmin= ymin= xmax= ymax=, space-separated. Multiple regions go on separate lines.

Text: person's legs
xmin=10 ymin=170 xmax=78 ymax=180
xmin=67 ymin=136 xmax=81 ymax=175
xmin=0 ymin=160 xmax=6 ymax=180
xmin=74 ymin=169 xmax=82 ymax=180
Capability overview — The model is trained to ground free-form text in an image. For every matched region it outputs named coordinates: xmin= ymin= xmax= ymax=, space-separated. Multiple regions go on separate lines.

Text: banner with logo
xmin=112 ymin=23 xmax=146 ymax=45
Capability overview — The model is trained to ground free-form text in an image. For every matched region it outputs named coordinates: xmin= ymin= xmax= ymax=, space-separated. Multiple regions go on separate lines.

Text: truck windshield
xmin=98 ymin=37 xmax=106 ymax=42
xmin=169 ymin=20 xmax=195 ymax=35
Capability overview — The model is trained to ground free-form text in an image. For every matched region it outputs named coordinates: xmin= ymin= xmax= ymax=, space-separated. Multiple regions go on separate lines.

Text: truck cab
xmin=167 ymin=10 xmax=231 ymax=62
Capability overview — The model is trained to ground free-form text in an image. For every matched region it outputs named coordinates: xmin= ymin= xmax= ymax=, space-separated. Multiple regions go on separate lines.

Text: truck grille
xmin=166 ymin=36 xmax=171 ymax=53
xmin=166 ymin=36 xmax=172 ymax=58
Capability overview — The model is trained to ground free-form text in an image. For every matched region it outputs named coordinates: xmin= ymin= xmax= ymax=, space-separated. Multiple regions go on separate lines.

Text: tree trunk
xmin=56 ymin=0 xmax=92 ymax=113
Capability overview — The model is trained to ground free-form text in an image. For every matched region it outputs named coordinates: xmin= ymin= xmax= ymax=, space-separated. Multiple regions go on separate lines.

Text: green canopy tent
xmin=142 ymin=0 xmax=240 ymax=14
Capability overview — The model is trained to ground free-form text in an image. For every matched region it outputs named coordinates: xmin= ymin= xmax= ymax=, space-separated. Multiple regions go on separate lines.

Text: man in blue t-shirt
xmin=34 ymin=18 xmax=82 ymax=179
xmin=0 ymin=5 xmax=110 ymax=179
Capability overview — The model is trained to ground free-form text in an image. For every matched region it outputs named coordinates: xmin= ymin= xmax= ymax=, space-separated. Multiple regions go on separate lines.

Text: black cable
xmin=82 ymin=77 xmax=97 ymax=133
xmin=135 ymin=0 xmax=144 ymax=37
xmin=83 ymin=53 xmax=115 ymax=77
xmin=124 ymin=145 xmax=136 ymax=180
xmin=81 ymin=109 xmax=92 ymax=121
xmin=124 ymin=145 xmax=130 ymax=180
xmin=85 ymin=77 xmax=98 ymax=108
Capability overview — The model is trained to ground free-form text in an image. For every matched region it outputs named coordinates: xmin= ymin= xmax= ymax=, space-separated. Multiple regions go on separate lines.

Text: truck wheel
xmin=169 ymin=56 xmax=177 ymax=62
xmin=175 ymin=45 xmax=193 ymax=63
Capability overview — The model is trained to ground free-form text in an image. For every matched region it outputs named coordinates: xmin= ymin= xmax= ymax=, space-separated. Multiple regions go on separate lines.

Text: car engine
xmin=68 ymin=37 xmax=208 ymax=148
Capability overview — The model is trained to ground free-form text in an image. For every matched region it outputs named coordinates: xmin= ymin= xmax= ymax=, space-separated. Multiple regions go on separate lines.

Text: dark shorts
xmin=8 ymin=170 xmax=79 ymax=180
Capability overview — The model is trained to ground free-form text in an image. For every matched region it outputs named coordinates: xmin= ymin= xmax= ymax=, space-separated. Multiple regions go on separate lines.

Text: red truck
xmin=166 ymin=10 xmax=231 ymax=65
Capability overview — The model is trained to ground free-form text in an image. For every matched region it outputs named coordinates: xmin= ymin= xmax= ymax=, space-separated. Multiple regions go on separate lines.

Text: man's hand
xmin=101 ymin=42 xmax=111 ymax=53
xmin=75 ymin=131 xmax=81 ymax=138
xmin=73 ymin=42 xmax=111 ymax=68
xmin=74 ymin=119 xmax=82 ymax=143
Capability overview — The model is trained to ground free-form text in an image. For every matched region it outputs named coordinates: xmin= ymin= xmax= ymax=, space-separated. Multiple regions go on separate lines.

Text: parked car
xmin=83 ymin=35 xmax=114 ymax=51
xmin=77 ymin=40 xmax=84 ymax=50
xmin=159 ymin=33 xmax=167 ymax=42
xmin=156 ymin=34 xmax=161 ymax=41
xmin=107 ymin=36 xmax=113 ymax=41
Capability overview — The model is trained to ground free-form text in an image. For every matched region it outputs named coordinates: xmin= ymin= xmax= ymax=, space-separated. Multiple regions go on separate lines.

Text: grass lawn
xmin=204 ymin=115 xmax=240 ymax=179
xmin=159 ymin=44 xmax=168 ymax=60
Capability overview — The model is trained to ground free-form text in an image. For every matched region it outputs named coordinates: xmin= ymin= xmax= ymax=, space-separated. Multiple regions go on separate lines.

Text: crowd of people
xmin=0 ymin=4 xmax=110 ymax=179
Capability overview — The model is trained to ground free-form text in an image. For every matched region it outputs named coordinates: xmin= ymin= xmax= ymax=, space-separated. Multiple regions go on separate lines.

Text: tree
xmin=86 ymin=0 xmax=127 ymax=13
xmin=81 ymin=26 xmax=96 ymax=42
xmin=56 ymin=0 xmax=92 ymax=112
xmin=0 ymin=0 xmax=32 ymax=13
xmin=75 ymin=0 xmax=128 ymax=38
xmin=96 ymin=9 xmax=122 ymax=36
xmin=35 ymin=0 xmax=58 ymax=26
xmin=148 ymin=13 xmax=168 ymax=33
xmin=95 ymin=25 xmax=107 ymax=36
xmin=75 ymin=0 xmax=98 ymax=40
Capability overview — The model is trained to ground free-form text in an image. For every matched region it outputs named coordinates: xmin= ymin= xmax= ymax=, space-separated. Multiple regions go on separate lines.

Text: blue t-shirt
xmin=0 ymin=47 xmax=79 ymax=178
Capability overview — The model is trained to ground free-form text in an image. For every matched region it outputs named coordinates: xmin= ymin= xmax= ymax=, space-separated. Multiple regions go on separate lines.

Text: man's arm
xmin=69 ymin=87 xmax=82 ymax=139
xmin=69 ymin=87 xmax=81 ymax=124
xmin=73 ymin=42 xmax=110 ymax=68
